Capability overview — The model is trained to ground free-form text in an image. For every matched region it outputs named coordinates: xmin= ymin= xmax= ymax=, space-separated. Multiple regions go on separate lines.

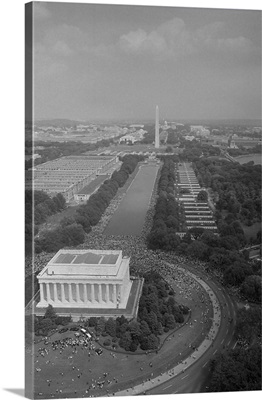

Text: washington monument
xmin=155 ymin=105 xmax=159 ymax=149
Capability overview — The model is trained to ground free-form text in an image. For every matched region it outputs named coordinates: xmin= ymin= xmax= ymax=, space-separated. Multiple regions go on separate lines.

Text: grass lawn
xmin=241 ymin=222 xmax=261 ymax=241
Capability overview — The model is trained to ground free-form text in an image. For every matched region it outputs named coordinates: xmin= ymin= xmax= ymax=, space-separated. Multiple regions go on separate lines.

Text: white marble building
xmin=36 ymin=249 xmax=132 ymax=310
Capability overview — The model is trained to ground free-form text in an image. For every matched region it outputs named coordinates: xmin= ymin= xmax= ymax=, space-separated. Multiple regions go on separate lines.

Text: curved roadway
xmin=146 ymin=270 xmax=237 ymax=395
xmin=115 ymin=265 xmax=237 ymax=396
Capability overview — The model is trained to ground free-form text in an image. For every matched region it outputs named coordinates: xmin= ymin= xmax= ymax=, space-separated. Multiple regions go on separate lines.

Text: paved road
xmin=114 ymin=264 xmax=237 ymax=396
xmin=145 ymin=271 xmax=237 ymax=395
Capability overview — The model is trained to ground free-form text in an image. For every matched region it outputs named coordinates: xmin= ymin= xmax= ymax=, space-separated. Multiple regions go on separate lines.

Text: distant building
xmin=190 ymin=126 xmax=210 ymax=137
xmin=74 ymin=174 xmax=109 ymax=203
xmin=184 ymin=135 xmax=195 ymax=141
xmin=25 ymin=153 xmax=41 ymax=161
xmin=26 ymin=155 xmax=118 ymax=202
xmin=119 ymin=135 xmax=136 ymax=144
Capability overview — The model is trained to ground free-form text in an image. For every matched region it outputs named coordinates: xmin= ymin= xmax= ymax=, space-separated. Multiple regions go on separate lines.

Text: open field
xmin=234 ymin=154 xmax=262 ymax=165
xmin=104 ymin=165 xmax=159 ymax=236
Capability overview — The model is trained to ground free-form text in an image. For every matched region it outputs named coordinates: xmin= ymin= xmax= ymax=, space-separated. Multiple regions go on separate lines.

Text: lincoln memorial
xmin=36 ymin=249 xmax=133 ymax=310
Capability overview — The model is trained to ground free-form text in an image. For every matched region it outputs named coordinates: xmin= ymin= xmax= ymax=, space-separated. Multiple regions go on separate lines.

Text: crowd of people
xmin=25 ymin=161 xmax=228 ymax=399
xmin=34 ymin=331 xmax=126 ymax=397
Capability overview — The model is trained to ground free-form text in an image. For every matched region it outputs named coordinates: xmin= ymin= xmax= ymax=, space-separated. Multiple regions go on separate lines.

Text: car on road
xmin=95 ymin=348 xmax=103 ymax=355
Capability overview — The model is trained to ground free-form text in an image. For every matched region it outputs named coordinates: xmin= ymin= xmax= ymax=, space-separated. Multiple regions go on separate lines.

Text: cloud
xmin=33 ymin=2 xmax=51 ymax=19
xmin=217 ymin=36 xmax=256 ymax=52
xmin=52 ymin=40 xmax=73 ymax=56
xmin=118 ymin=18 xmax=256 ymax=59
xmin=42 ymin=24 xmax=89 ymax=51
xmin=33 ymin=43 xmax=68 ymax=78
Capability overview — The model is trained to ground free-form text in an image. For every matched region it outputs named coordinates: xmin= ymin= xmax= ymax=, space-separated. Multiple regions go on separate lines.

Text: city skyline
xmin=31 ymin=2 xmax=261 ymax=122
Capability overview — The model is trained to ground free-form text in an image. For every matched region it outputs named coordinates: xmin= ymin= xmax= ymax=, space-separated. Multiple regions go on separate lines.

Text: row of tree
xmin=34 ymin=155 xmax=144 ymax=253
xmin=208 ymin=306 xmax=261 ymax=391
xmin=147 ymin=159 xmax=184 ymax=251
xmin=25 ymin=305 xmax=72 ymax=336
xmin=194 ymin=158 xmax=261 ymax=226
xmin=146 ymin=156 xmax=261 ymax=302
xmin=175 ymin=228 xmax=261 ymax=302
xmin=25 ymin=190 xmax=66 ymax=253
xmin=86 ymin=272 xmax=189 ymax=352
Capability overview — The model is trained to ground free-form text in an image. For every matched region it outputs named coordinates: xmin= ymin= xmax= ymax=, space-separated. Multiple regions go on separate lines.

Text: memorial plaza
xmin=177 ymin=163 xmax=217 ymax=232
xmin=34 ymin=249 xmax=143 ymax=321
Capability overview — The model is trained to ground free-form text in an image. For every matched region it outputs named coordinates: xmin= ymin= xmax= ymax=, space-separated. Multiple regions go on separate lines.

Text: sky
xmin=30 ymin=1 xmax=261 ymax=122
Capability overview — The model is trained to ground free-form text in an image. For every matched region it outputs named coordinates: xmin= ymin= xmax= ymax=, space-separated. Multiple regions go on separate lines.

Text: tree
xmin=60 ymin=216 xmax=76 ymax=228
xmin=240 ymin=275 xmax=261 ymax=302
xmin=186 ymin=240 xmax=209 ymax=261
xmin=139 ymin=320 xmax=151 ymax=336
xmin=128 ymin=321 xmax=141 ymax=339
xmin=201 ymin=231 xmax=220 ymax=247
xmin=145 ymin=311 xmax=159 ymax=334
xmin=44 ymin=304 xmax=57 ymax=321
xmin=88 ymin=317 xmax=98 ymax=327
xmin=188 ymin=227 xmax=205 ymax=240
xmin=197 ymin=190 xmax=208 ymax=202
xmin=223 ymin=265 xmax=246 ymax=286
xmin=147 ymin=228 xmax=168 ymax=250
xmin=53 ymin=193 xmax=66 ymax=210
xmin=129 ymin=341 xmax=138 ymax=352
xmin=166 ymin=215 xmax=179 ymax=230
xmin=145 ymin=292 xmax=159 ymax=312
xmin=105 ymin=318 xmax=117 ymax=337
xmin=119 ymin=331 xmax=132 ymax=351
xmin=116 ymin=322 xmax=128 ymax=338
xmin=60 ymin=223 xmax=86 ymax=246
xmin=96 ymin=317 xmax=106 ymax=335
xmin=39 ymin=318 xmax=54 ymax=332
xmin=140 ymin=333 xmax=159 ymax=350
xmin=164 ymin=231 xmax=180 ymax=251
xmin=209 ymin=346 xmax=261 ymax=391
xmin=163 ymin=313 xmax=176 ymax=329
xmin=235 ymin=306 xmax=261 ymax=344
xmin=75 ymin=214 xmax=92 ymax=233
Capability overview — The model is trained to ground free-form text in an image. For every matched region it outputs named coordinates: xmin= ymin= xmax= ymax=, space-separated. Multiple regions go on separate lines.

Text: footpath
xmin=115 ymin=267 xmax=221 ymax=396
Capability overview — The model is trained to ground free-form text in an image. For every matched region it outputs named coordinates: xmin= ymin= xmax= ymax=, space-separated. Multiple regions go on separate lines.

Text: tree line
xmin=84 ymin=271 xmax=189 ymax=352
xmin=147 ymin=159 xmax=184 ymax=251
xmin=25 ymin=137 xmax=114 ymax=170
xmin=208 ymin=306 xmax=261 ymax=391
xmin=34 ymin=154 xmax=144 ymax=253
xmin=194 ymin=158 xmax=261 ymax=226
xmin=25 ymin=190 xmax=66 ymax=253
xmin=146 ymin=157 xmax=261 ymax=303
